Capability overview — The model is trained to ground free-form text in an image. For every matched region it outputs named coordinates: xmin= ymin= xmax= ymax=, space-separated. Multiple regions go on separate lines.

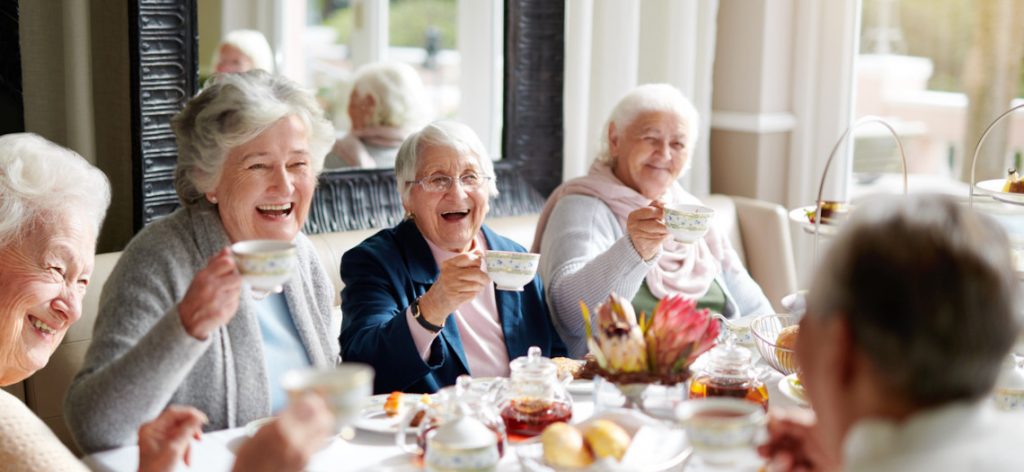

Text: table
xmin=85 ymin=357 xmax=798 ymax=471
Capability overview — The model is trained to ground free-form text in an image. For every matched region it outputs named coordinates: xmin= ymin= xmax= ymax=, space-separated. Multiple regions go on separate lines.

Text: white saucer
xmin=788 ymin=205 xmax=842 ymax=237
xmin=778 ymin=373 xmax=808 ymax=407
xmin=977 ymin=179 xmax=1024 ymax=205
xmin=566 ymin=379 xmax=594 ymax=395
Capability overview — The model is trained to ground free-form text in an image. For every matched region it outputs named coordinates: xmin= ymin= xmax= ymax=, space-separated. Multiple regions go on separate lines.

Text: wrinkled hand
xmin=137 ymin=405 xmax=207 ymax=472
xmin=626 ymin=203 xmax=670 ymax=261
xmin=178 ymin=247 xmax=243 ymax=340
xmin=419 ymin=249 xmax=489 ymax=326
xmin=232 ymin=393 xmax=335 ymax=472
xmin=757 ymin=408 xmax=837 ymax=472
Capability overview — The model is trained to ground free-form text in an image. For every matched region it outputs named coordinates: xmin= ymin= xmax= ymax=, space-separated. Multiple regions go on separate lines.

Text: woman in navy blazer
xmin=339 ymin=121 xmax=566 ymax=394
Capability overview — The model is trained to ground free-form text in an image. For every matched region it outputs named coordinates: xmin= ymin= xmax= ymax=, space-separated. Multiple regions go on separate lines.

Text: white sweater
xmin=0 ymin=390 xmax=87 ymax=472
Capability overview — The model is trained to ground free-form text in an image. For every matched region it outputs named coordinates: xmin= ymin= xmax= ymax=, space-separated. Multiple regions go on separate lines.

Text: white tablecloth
xmin=84 ymin=357 xmax=797 ymax=472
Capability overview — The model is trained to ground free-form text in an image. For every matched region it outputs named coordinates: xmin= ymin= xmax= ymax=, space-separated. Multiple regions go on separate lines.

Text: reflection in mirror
xmin=198 ymin=0 xmax=504 ymax=171
xmin=134 ymin=0 xmax=560 ymax=233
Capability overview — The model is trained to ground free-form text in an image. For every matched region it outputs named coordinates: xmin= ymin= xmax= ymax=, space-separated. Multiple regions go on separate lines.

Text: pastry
xmin=775 ymin=325 xmax=800 ymax=372
xmin=541 ymin=422 xmax=593 ymax=468
xmin=583 ymin=419 xmax=631 ymax=461
xmin=383 ymin=391 xmax=404 ymax=418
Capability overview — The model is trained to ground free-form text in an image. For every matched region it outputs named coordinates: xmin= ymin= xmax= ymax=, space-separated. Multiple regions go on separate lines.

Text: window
xmin=852 ymin=0 xmax=1024 ymax=197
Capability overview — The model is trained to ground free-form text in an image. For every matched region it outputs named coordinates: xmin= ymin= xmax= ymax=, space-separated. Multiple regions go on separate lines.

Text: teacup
xmin=714 ymin=314 xmax=756 ymax=347
xmin=663 ymin=204 xmax=714 ymax=243
xmin=231 ymin=240 xmax=296 ymax=295
xmin=675 ymin=397 xmax=765 ymax=465
xmin=484 ymin=250 xmax=540 ymax=291
xmin=281 ymin=363 xmax=374 ymax=431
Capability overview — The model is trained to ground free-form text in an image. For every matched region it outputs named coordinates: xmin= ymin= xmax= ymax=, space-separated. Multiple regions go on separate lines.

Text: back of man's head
xmin=807 ymin=194 xmax=1020 ymax=407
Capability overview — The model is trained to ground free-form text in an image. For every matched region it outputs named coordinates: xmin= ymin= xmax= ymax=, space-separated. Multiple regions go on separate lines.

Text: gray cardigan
xmin=538 ymin=195 xmax=773 ymax=358
xmin=65 ymin=203 xmax=339 ymax=453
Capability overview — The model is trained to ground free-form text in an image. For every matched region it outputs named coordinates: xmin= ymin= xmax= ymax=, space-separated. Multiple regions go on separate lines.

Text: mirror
xmin=128 ymin=0 xmax=563 ymax=233
xmin=198 ymin=1 xmax=504 ymax=172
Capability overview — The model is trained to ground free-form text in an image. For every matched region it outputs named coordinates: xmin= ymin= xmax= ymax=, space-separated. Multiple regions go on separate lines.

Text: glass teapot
xmin=492 ymin=346 xmax=573 ymax=437
xmin=397 ymin=376 xmax=506 ymax=465
xmin=688 ymin=342 xmax=770 ymax=410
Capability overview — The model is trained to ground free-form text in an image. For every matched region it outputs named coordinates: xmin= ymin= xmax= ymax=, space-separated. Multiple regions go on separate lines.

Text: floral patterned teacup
xmin=484 ymin=251 xmax=540 ymax=291
xmin=663 ymin=204 xmax=715 ymax=243
xmin=231 ymin=240 xmax=296 ymax=296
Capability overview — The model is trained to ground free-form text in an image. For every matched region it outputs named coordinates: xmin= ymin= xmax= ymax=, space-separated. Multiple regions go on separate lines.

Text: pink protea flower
xmin=644 ymin=295 xmax=720 ymax=375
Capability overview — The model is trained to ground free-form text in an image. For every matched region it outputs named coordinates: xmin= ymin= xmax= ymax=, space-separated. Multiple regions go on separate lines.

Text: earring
xmin=208 ymin=195 xmax=218 ymax=204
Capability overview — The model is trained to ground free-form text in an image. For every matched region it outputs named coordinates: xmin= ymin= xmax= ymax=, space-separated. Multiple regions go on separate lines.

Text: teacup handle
xmin=396 ymin=402 xmax=427 ymax=455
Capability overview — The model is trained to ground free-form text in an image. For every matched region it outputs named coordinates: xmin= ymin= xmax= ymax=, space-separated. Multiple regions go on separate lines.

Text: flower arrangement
xmin=582 ymin=293 xmax=720 ymax=385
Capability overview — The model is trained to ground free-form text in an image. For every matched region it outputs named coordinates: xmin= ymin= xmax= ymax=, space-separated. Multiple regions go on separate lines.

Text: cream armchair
xmin=16 ymin=194 xmax=795 ymax=454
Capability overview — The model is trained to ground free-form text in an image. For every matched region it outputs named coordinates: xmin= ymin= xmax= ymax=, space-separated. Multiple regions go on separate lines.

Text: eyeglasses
xmin=408 ymin=172 xmax=491 ymax=193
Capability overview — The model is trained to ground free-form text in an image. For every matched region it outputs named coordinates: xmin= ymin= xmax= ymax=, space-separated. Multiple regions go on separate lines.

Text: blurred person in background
xmin=326 ymin=61 xmax=428 ymax=169
xmin=213 ymin=29 xmax=275 ymax=74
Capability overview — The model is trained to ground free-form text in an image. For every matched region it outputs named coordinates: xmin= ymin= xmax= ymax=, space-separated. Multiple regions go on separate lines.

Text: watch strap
xmin=411 ymin=297 xmax=443 ymax=333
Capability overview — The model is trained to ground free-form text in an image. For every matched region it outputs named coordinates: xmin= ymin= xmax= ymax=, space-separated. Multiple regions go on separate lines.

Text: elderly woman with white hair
xmin=0 ymin=134 xmax=332 ymax=472
xmin=760 ymin=195 xmax=1024 ymax=471
xmin=326 ymin=61 xmax=428 ymax=169
xmin=340 ymin=120 xmax=566 ymax=393
xmin=213 ymin=29 xmax=275 ymax=74
xmin=534 ymin=84 xmax=772 ymax=357
xmin=66 ymin=70 xmax=340 ymax=453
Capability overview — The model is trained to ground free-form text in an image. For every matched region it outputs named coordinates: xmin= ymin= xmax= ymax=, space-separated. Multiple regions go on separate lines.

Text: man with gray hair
xmin=760 ymin=194 xmax=1024 ymax=471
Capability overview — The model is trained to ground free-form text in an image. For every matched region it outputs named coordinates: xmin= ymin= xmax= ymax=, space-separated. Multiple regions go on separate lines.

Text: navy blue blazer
xmin=339 ymin=219 xmax=567 ymax=394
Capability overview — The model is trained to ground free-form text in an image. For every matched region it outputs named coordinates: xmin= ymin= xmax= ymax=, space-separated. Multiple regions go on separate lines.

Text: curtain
xmin=563 ymin=0 xmax=719 ymax=197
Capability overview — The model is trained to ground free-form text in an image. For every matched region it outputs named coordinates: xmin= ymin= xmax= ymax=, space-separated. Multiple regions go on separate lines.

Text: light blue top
xmin=255 ymin=293 xmax=312 ymax=413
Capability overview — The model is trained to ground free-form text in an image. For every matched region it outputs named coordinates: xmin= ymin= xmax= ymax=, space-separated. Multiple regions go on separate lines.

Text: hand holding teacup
xmin=419 ymin=249 xmax=490 ymax=327
xmin=627 ymin=202 xmax=672 ymax=261
xmin=178 ymin=247 xmax=243 ymax=340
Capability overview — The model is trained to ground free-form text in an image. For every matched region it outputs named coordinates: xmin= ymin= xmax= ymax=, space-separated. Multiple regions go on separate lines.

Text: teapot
xmin=688 ymin=342 xmax=770 ymax=410
xmin=492 ymin=346 xmax=573 ymax=437
xmin=397 ymin=376 xmax=505 ymax=469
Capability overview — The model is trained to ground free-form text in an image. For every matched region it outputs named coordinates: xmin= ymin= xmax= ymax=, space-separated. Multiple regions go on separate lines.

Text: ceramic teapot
xmin=397 ymin=376 xmax=505 ymax=470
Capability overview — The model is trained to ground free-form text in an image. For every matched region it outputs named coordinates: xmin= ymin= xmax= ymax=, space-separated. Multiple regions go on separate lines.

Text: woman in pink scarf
xmin=326 ymin=62 xmax=428 ymax=169
xmin=534 ymin=84 xmax=772 ymax=357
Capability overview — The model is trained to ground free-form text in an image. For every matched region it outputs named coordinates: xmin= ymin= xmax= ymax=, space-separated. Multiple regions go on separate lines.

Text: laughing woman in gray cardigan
xmin=65 ymin=71 xmax=341 ymax=453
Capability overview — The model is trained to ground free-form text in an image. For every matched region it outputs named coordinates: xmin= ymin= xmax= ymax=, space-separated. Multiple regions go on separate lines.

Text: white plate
xmin=778 ymin=373 xmax=808 ymax=407
xmin=788 ymin=205 xmax=842 ymax=237
xmin=517 ymin=409 xmax=690 ymax=471
xmin=354 ymin=393 xmax=431 ymax=435
xmin=566 ymin=379 xmax=594 ymax=395
xmin=977 ymin=179 xmax=1024 ymax=205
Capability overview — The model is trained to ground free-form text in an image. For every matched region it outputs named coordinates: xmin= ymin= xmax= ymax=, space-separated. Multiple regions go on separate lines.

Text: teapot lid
xmin=509 ymin=346 xmax=556 ymax=378
xmin=706 ymin=343 xmax=754 ymax=374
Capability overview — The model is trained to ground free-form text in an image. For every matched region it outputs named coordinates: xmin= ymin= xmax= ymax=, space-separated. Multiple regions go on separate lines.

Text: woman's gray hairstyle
xmin=806 ymin=194 xmax=1020 ymax=407
xmin=394 ymin=120 xmax=498 ymax=201
xmin=172 ymin=70 xmax=335 ymax=206
xmin=596 ymin=83 xmax=700 ymax=169
xmin=212 ymin=29 xmax=275 ymax=73
xmin=0 ymin=133 xmax=111 ymax=248
xmin=350 ymin=62 xmax=428 ymax=131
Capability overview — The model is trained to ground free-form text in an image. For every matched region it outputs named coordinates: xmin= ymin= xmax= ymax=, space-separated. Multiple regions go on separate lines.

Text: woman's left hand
xmin=137 ymin=405 xmax=207 ymax=472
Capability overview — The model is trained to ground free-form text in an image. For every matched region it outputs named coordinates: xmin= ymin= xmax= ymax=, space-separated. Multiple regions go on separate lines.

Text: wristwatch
xmin=411 ymin=297 xmax=443 ymax=333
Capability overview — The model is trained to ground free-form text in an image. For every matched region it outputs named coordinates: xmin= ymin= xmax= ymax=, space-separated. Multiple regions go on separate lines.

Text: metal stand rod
xmin=968 ymin=103 xmax=1024 ymax=208
xmin=812 ymin=116 xmax=909 ymax=258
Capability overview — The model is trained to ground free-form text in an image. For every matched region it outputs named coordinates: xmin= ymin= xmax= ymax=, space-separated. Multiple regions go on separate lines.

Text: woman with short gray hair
xmin=327 ymin=62 xmax=428 ymax=169
xmin=340 ymin=120 xmax=565 ymax=393
xmin=66 ymin=70 xmax=341 ymax=454
xmin=760 ymin=195 xmax=1024 ymax=471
